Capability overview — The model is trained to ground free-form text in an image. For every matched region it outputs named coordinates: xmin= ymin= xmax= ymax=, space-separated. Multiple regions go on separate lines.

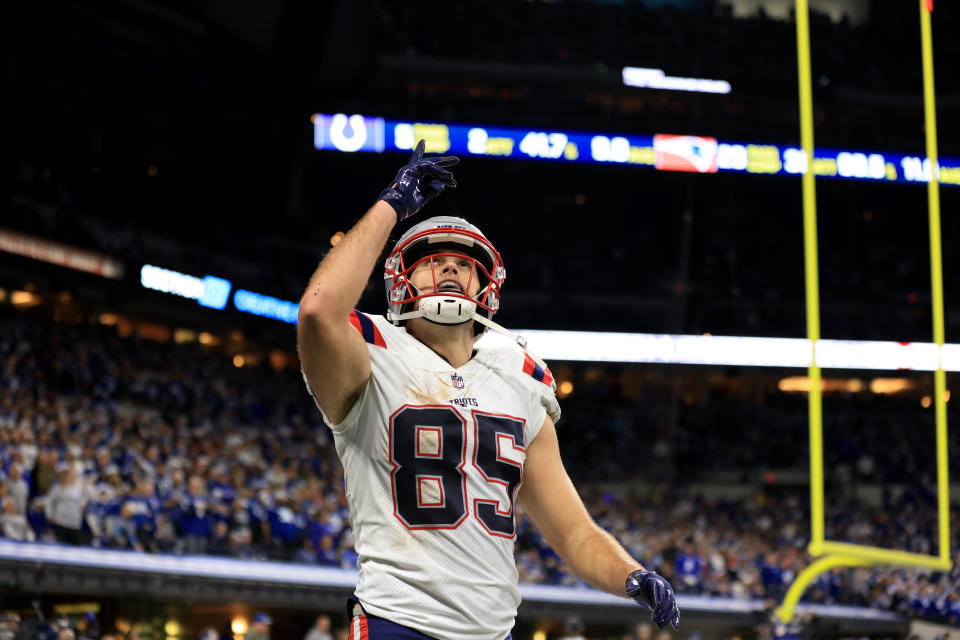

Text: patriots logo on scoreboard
xmin=451 ymin=373 xmax=465 ymax=389
xmin=653 ymin=134 xmax=719 ymax=173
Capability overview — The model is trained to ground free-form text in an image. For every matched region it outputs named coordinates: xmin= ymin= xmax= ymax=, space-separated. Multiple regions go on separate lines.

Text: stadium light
xmin=0 ymin=228 xmax=124 ymax=279
xmin=479 ymin=330 xmax=960 ymax=372
xmin=621 ymin=66 xmax=732 ymax=94
xmin=230 ymin=618 xmax=247 ymax=635
xmin=137 ymin=262 xmax=960 ymax=372
xmin=140 ymin=265 xmax=232 ymax=310
xmin=10 ymin=290 xmax=41 ymax=307
xmin=233 ymin=289 xmax=299 ymax=324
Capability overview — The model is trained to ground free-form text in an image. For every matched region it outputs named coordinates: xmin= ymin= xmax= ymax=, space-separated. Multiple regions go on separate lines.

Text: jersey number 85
xmin=389 ymin=405 xmax=524 ymax=538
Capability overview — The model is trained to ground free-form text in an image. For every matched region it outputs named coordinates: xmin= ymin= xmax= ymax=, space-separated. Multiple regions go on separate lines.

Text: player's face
xmin=409 ymin=253 xmax=481 ymax=298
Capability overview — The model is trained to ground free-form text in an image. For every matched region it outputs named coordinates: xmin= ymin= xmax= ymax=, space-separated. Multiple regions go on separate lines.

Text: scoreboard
xmin=311 ymin=112 xmax=960 ymax=187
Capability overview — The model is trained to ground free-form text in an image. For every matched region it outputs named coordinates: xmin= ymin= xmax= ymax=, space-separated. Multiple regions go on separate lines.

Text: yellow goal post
xmin=776 ymin=0 xmax=952 ymax=624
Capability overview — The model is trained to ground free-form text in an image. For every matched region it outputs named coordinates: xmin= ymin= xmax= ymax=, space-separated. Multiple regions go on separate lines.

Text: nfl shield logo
xmin=451 ymin=374 xmax=465 ymax=389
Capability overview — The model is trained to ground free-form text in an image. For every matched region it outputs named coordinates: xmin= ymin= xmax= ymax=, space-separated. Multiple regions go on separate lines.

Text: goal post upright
xmin=776 ymin=0 xmax=952 ymax=624
xmin=920 ymin=0 xmax=952 ymax=571
xmin=793 ymin=0 xmax=825 ymax=562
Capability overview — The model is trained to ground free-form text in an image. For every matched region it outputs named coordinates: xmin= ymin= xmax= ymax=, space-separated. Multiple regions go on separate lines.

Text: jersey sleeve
xmin=301 ymin=369 xmax=370 ymax=434
xmin=512 ymin=351 xmax=561 ymax=444
xmin=347 ymin=309 xmax=388 ymax=348
xmin=301 ymin=310 xmax=395 ymax=435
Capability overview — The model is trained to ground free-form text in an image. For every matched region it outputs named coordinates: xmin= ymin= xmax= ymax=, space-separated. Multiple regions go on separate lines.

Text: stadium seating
xmin=1 ymin=311 xmax=957 ymax=625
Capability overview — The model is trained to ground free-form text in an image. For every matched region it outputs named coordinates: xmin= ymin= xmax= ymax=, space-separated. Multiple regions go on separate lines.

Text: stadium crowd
xmin=517 ymin=487 xmax=960 ymax=626
xmin=1 ymin=310 xmax=959 ymax=627
xmin=553 ymin=372 xmax=960 ymax=486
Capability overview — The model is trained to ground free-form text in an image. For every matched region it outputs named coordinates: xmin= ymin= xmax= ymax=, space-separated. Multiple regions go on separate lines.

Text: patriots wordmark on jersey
xmin=304 ymin=311 xmax=559 ymax=640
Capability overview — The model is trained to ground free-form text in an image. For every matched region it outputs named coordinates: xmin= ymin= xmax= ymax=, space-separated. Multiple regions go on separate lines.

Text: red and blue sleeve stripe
xmin=522 ymin=353 xmax=554 ymax=387
xmin=349 ymin=310 xmax=387 ymax=348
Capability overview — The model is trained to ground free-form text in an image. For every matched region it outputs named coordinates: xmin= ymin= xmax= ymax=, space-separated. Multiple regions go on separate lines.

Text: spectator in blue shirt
xmin=675 ymin=540 xmax=703 ymax=594
xmin=946 ymin=591 xmax=960 ymax=625
xmin=292 ymin=536 xmax=316 ymax=565
xmin=339 ymin=530 xmax=358 ymax=570
xmin=125 ymin=477 xmax=159 ymax=550
xmin=266 ymin=492 xmax=306 ymax=557
xmin=207 ymin=520 xmax=230 ymax=556
xmin=208 ymin=465 xmax=236 ymax=505
xmin=108 ymin=502 xmax=142 ymax=551
xmin=761 ymin=552 xmax=786 ymax=599
xmin=315 ymin=534 xmax=339 ymax=567
xmin=177 ymin=475 xmax=212 ymax=554
xmin=83 ymin=484 xmax=116 ymax=546
xmin=249 ymin=489 xmax=271 ymax=548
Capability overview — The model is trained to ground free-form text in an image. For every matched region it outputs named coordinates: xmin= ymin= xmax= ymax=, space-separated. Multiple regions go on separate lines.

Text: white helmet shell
xmin=383 ymin=216 xmax=505 ymax=333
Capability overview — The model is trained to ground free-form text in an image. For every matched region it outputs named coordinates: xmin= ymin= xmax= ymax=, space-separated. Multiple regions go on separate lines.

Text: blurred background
xmin=1 ymin=0 xmax=959 ymax=638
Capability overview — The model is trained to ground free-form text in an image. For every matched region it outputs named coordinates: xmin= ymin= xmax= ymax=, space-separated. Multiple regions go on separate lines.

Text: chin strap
xmin=471 ymin=315 xmax=553 ymax=379
xmin=471 ymin=314 xmax=550 ymax=371
xmin=388 ymin=304 xmax=551 ymax=374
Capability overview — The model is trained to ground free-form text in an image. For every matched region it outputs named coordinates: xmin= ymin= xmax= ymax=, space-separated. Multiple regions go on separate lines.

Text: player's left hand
xmin=626 ymin=569 xmax=680 ymax=630
xmin=377 ymin=139 xmax=459 ymax=221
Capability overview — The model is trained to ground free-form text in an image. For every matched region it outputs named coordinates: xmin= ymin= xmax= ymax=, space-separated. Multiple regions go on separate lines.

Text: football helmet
xmin=384 ymin=216 xmax=505 ymax=333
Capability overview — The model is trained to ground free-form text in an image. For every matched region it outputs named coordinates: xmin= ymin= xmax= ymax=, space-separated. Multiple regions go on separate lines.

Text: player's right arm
xmin=298 ymin=202 xmax=397 ymax=424
xmin=298 ymin=140 xmax=458 ymax=424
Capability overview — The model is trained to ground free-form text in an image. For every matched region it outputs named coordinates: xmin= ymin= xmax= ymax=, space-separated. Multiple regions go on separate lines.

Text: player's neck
xmin=406 ymin=319 xmax=475 ymax=368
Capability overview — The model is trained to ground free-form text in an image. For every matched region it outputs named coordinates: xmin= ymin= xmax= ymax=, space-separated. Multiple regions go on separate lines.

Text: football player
xmin=298 ymin=141 xmax=679 ymax=640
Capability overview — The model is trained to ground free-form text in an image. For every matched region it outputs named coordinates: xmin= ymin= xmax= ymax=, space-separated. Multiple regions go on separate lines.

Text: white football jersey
xmin=304 ymin=311 xmax=560 ymax=640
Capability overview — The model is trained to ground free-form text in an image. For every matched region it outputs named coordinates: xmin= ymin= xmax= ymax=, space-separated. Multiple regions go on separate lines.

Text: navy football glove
xmin=378 ymin=139 xmax=459 ymax=221
xmin=626 ymin=569 xmax=680 ymax=630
